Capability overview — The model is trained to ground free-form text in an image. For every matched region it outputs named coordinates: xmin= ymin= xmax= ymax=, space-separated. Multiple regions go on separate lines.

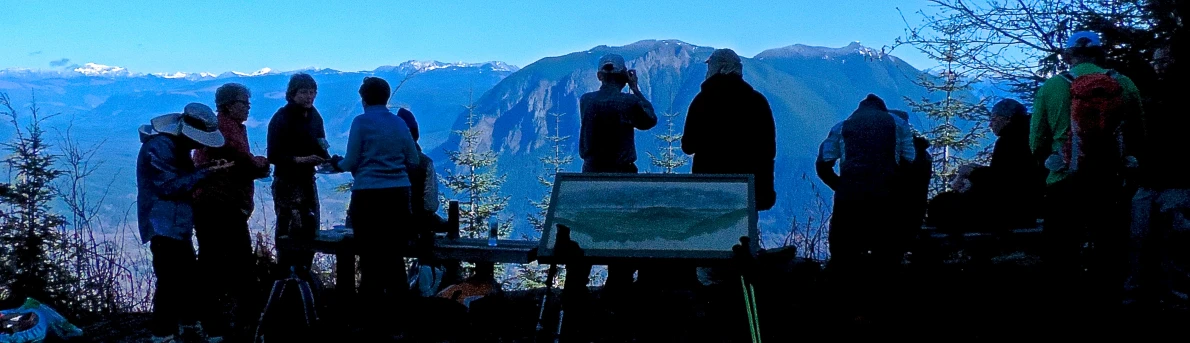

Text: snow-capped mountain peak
xmin=151 ymin=72 xmax=189 ymax=79
xmin=149 ymin=71 xmax=220 ymax=80
xmin=231 ymin=67 xmax=274 ymax=77
xmin=4 ymin=61 xmax=516 ymax=80
xmin=74 ymin=63 xmax=133 ymax=77
xmin=373 ymin=60 xmax=520 ymax=74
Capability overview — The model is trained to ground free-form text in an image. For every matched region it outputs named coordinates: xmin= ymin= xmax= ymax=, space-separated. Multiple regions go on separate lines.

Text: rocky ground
xmin=68 ymin=230 xmax=1188 ymax=342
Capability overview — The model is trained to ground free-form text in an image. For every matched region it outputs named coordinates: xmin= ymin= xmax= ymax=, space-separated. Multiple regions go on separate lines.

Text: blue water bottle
xmin=488 ymin=216 xmax=498 ymax=247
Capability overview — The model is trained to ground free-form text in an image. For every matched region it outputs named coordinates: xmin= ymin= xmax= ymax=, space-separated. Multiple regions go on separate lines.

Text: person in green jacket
xmin=1029 ymin=30 xmax=1145 ymax=317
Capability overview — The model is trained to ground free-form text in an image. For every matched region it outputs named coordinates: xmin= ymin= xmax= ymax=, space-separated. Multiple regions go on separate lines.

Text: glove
xmin=554 ymin=224 xmax=584 ymax=260
xmin=732 ymin=236 xmax=759 ymax=279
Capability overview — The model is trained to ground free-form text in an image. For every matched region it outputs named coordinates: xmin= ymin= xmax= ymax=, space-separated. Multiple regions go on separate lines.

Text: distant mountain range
xmin=0 ymin=39 xmax=999 ymax=242
xmin=1 ymin=60 xmax=519 ymax=80
xmin=0 ymin=60 xmax=517 ymax=232
xmin=426 ymin=39 xmax=949 ymax=236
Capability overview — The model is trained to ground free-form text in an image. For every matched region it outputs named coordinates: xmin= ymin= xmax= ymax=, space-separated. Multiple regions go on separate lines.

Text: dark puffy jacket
xmin=682 ymin=74 xmax=777 ymax=210
xmin=841 ymin=99 xmax=897 ymax=187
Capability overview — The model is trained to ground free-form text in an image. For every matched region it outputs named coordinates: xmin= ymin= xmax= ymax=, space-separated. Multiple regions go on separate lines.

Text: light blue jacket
xmin=335 ymin=105 xmax=420 ymax=190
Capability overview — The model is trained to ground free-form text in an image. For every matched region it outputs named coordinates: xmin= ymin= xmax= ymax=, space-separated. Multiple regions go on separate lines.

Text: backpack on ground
xmin=1056 ymin=69 xmax=1127 ymax=174
xmin=408 ymin=258 xmax=445 ymax=297
xmin=254 ymin=267 xmax=321 ymax=343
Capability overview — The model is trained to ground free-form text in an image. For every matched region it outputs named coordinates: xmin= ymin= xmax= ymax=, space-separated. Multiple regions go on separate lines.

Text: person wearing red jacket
xmin=193 ymin=83 xmax=271 ymax=341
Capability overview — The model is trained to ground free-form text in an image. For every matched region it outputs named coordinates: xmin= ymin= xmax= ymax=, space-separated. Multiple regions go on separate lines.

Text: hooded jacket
xmin=682 ymin=73 xmax=777 ymax=210
xmin=136 ymin=126 xmax=210 ymax=244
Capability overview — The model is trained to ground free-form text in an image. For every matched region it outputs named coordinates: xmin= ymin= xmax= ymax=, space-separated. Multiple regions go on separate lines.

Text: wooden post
xmin=447 ymin=200 xmax=460 ymax=239
xmin=442 ymin=200 xmax=463 ymax=287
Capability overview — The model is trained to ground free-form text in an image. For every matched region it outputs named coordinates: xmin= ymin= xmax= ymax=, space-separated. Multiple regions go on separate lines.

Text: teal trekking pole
xmin=741 ymin=276 xmax=759 ymax=343
xmin=734 ymin=237 xmax=761 ymax=343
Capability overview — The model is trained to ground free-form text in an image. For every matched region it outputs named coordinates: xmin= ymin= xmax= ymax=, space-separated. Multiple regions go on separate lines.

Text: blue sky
xmin=2 ymin=0 xmax=939 ymax=74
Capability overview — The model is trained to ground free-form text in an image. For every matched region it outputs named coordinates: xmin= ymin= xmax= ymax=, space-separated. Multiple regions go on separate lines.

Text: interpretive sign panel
xmin=537 ymin=173 xmax=758 ymax=262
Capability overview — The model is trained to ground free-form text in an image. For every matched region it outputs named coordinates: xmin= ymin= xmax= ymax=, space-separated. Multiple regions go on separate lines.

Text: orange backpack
xmin=1057 ymin=69 xmax=1127 ymax=173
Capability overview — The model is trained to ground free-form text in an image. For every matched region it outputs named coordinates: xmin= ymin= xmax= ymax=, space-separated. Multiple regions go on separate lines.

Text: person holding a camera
xmin=570 ymin=53 xmax=657 ymax=338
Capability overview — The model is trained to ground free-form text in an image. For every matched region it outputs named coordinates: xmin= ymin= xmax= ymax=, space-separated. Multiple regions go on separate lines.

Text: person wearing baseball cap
xmin=568 ymin=52 xmax=657 ymax=339
xmin=137 ymin=102 xmax=233 ymax=343
xmin=1030 ymin=29 xmax=1146 ymax=315
xmin=578 ymin=53 xmax=656 ymax=173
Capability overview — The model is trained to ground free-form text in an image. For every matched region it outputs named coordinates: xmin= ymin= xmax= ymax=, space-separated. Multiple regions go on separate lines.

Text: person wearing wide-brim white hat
xmin=136 ymin=102 xmax=232 ymax=343
xmin=142 ymin=102 xmax=227 ymax=148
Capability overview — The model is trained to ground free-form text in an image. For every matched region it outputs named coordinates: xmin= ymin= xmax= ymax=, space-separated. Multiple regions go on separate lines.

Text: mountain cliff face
xmin=429 ymin=39 xmax=940 ymax=235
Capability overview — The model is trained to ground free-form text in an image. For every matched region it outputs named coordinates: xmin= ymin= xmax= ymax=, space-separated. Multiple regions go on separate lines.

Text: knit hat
xmin=286 ymin=73 xmax=317 ymax=101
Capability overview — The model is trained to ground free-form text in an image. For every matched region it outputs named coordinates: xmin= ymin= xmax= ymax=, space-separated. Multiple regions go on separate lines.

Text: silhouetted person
xmin=570 ymin=53 xmax=656 ymax=339
xmin=267 ymin=73 xmax=330 ymax=277
xmin=681 ymin=49 xmax=777 ymax=341
xmin=973 ymin=99 xmax=1046 ymax=228
xmin=816 ymin=94 xmax=914 ymax=323
xmin=888 ymin=110 xmax=929 ymax=252
xmin=395 ymin=107 xmax=444 ymax=231
xmin=578 ymin=53 xmax=657 ymax=173
xmin=137 ymin=103 xmax=232 ymax=343
xmin=192 ymin=83 xmax=271 ymax=340
xmin=1125 ymin=43 xmax=1190 ymax=315
xmin=926 ymin=163 xmax=980 ymax=232
xmin=396 ymin=107 xmax=450 ymax=297
xmin=1030 ymin=30 xmax=1145 ymax=317
xmin=329 ymin=77 xmax=420 ymax=338
xmin=683 ymin=48 xmax=777 ymax=211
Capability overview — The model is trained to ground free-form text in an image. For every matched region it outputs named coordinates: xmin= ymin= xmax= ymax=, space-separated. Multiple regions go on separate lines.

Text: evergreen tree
xmin=439 ymin=91 xmax=512 ymax=278
xmin=646 ymin=111 xmax=688 ymax=174
xmin=507 ymin=112 xmax=573 ymax=290
xmin=901 ymin=27 xmax=993 ymax=196
xmin=0 ymin=92 xmax=74 ymax=310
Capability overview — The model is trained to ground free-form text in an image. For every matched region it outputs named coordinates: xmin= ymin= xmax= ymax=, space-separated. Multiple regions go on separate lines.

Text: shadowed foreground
xmin=75 ymin=233 xmax=1188 ymax=342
